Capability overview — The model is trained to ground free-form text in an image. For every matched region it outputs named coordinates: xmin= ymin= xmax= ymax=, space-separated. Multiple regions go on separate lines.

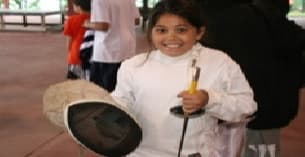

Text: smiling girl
xmin=111 ymin=0 xmax=257 ymax=156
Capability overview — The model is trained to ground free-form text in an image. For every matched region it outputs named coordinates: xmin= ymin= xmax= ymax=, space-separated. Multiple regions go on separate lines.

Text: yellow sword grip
xmin=188 ymin=67 xmax=200 ymax=94
xmin=188 ymin=80 xmax=197 ymax=94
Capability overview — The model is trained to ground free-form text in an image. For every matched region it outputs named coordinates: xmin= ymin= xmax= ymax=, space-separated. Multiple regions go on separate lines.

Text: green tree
xmin=9 ymin=0 xmax=40 ymax=10
xmin=28 ymin=0 xmax=40 ymax=9
xmin=10 ymin=0 xmax=22 ymax=9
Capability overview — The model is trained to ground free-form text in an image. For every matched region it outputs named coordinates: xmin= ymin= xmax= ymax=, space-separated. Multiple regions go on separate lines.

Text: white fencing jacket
xmin=111 ymin=43 xmax=257 ymax=157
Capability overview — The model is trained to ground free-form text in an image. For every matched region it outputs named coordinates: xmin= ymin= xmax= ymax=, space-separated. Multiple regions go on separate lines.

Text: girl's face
xmin=151 ymin=13 xmax=205 ymax=57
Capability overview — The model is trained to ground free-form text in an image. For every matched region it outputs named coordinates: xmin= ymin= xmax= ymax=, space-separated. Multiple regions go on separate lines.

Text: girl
xmin=111 ymin=0 xmax=257 ymax=156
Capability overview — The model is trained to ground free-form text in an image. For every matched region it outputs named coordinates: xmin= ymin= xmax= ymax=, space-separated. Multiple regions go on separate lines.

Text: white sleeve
xmin=111 ymin=61 xmax=135 ymax=109
xmin=91 ymin=0 xmax=110 ymax=23
xmin=205 ymin=58 xmax=257 ymax=122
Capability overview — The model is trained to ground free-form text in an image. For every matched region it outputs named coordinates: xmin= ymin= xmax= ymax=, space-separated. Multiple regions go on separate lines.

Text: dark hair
xmin=74 ymin=0 xmax=91 ymax=12
xmin=146 ymin=0 xmax=206 ymax=45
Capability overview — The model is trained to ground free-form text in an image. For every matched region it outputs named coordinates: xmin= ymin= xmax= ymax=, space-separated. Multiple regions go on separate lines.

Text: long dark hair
xmin=74 ymin=0 xmax=91 ymax=12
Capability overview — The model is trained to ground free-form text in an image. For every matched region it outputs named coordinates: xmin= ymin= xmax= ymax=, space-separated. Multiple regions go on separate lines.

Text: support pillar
xmin=67 ymin=0 xmax=75 ymax=15
xmin=3 ymin=0 xmax=9 ymax=8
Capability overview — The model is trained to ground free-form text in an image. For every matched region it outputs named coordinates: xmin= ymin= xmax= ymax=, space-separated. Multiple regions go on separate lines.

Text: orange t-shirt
xmin=64 ymin=13 xmax=90 ymax=64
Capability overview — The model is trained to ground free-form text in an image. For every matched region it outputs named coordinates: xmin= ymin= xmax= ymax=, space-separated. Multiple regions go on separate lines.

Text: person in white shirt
xmin=111 ymin=0 xmax=257 ymax=156
xmin=84 ymin=0 xmax=140 ymax=91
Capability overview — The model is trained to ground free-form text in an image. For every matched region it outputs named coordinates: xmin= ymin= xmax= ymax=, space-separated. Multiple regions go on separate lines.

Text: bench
xmin=0 ymin=9 xmax=64 ymax=31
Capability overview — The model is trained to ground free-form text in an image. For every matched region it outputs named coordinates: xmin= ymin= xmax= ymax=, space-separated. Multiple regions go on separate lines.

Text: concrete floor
xmin=0 ymin=26 xmax=304 ymax=157
xmin=0 ymin=28 xmax=149 ymax=157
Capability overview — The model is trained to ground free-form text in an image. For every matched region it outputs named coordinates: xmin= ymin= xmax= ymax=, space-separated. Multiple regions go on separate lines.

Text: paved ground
xmin=0 ymin=27 xmax=148 ymax=157
xmin=289 ymin=16 xmax=305 ymax=29
xmin=0 ymin=21 xmax=304 ymax=157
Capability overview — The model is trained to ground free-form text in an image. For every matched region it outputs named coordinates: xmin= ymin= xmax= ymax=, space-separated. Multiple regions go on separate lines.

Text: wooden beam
xmin=67 ymin=0 xmax=74 ymax=15
xmin=3 ymin=0 xmax=9 ymax=8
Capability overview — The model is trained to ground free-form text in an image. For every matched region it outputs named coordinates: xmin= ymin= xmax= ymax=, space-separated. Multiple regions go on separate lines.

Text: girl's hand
xmin=177 ymin=90 xmax=209 ymax=114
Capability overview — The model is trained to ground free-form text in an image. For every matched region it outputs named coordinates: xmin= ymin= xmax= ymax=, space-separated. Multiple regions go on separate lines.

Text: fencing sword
xmin=170 ymin=63 xmax=204 ymax=157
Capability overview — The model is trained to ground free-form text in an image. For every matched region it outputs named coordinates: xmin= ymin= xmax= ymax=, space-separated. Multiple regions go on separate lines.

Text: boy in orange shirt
xmin=64 ymin=0 xmax=91 ymax=79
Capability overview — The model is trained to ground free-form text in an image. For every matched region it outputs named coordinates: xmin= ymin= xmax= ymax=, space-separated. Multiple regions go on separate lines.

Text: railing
xmin=0 ymin=8 xmax=64 ymax=31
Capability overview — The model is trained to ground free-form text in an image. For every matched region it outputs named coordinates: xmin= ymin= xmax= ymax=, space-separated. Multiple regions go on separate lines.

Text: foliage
xmin=288 ymin=10 xmax=305 ymax=16
xmin=9 ymin=0 xmax=41 ymax=10
xmin=148 ymin=0 xmax=159 ymax=8
xmin=136 ymin=0 xmax=160 ymax=8
xmin=10 ymin=0 xmax=22 ymax=9
xmin=28 ymin=0 xmax=40 ymax=9
xmin=290 ymin=0 xmax=305 ymax=11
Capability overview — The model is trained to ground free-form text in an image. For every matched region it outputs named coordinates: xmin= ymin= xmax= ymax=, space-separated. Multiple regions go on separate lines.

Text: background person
xmin=199 ymin=0 xmax=305 ymax=156
xmin=84 ymin=0 xmax=140 ymax=92
xmin=63 ymin=0 xmax=91 ymax=79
